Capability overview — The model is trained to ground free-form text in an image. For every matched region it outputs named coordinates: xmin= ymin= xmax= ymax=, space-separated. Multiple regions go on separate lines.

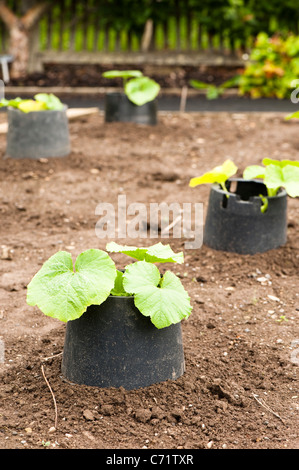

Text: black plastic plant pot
xmin=203 ymin=178 xmax=287 ymax=255
xmin=5 ymin=106 xmax=71 ymax=159
xmin=61 ymin=295 xmax=185 ymax=390
xmin=104 ymin=92 xmax=157 ymax=125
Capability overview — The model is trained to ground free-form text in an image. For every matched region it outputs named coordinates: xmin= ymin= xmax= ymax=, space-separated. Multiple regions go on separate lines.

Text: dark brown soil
xmin=0 ymin=110 xmax=298 ymax=450
xmin=9 ymin=63 xmax=242 ymax=89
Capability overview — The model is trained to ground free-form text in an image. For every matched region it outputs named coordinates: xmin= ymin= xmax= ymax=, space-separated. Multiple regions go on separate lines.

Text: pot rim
xmin=105 ymin=91 xmax=156 ymax=104
xmin=106 ymin=91 xmax=124 ymax=96
xmin=211 ymin=178 xmax=287 ymax=199
xmin=7 ymin=104 xmax=68 ymax=114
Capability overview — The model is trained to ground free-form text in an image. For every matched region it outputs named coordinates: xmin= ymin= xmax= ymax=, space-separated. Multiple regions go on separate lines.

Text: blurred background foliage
xmin=239 ymin=33 xmax=299 ymax=99
xmin=2 ymin=0 xmax=299 ymax=97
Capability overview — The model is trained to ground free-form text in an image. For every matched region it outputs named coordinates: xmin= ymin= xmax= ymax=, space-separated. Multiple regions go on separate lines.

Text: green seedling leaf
xmin=123 ymin=261 xmax=192 ymax=329
xmin=106 ymin=241 xmax=184 ymax=264
xmin=0 ymin=97 xmax=23 ymax=108
xmin=145 ymin=243 xmax=184 ymax=263
xmin=110 ymin=270 xmax=131 ymax=297
xmin=264 ymin=163 xmax=299 ymax=198
xmin=123 ymin=260 xmax=161 ymax=294
xmin=125 ymin=76 xmax=160 ymax=106
xmin=243 ymin=165 xmax=266 ymax=180
xmin=17 ymin=99 xmax=48 ymax=113
xmin=102 ymin=70 xmax=143 ymax=80
xmin=27 ymin=249 xmax=116 ymax=322
xmin=189 ymin=159 xmax=238 ymax=192
xmin=189 ymin=79 xmax=211 ymax=90
xmin=262 ymin=158 xmax=299 ymax=168
xmin=34 ymin=93 xmax=64 ymax=110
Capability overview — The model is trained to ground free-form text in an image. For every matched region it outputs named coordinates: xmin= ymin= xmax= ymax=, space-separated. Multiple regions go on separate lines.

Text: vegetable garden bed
xmin=0 ymin=110 xmax=298 ymax=450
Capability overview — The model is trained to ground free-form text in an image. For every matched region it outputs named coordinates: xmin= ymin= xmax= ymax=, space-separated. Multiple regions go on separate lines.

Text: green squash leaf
xmin=264 ymin=163 xmax=299 ymax=198
xmin=243 ymin=165 xmax=266 ymax=180
xmin=106 ymin=241 xmax=184 ymax=264
xmin=124 ymin=76 xmax=160 ymax=106
xmin=34 ymin=93 xmax=64 ymax=111
xmin=17 ymin=99 xmax=47 ymax=113
xmin=262 ymin=158 xmax=299 ymax=168
xmin=0 ymin=97 xmax=23 ymax=108
xmin=189 ymin=159 xmax=238 ymax=191
xmin=123 ymin=261 xmax=192 ymax=329
xmin=27 ymin=249 xmax=116 ymax=322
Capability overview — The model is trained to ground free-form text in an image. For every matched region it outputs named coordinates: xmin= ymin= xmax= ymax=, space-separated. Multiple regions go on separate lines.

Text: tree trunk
xmin=0 ymin=1 xmax=50 ymax=79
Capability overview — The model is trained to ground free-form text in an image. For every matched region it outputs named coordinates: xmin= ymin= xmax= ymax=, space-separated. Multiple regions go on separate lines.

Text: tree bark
xmin=0 ymin=1 xmax=50 ymax=78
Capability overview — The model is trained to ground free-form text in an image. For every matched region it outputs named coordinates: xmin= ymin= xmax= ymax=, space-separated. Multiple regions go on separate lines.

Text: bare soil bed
xmin=0 ymin=109 xmax=298 ymax=450
xmin=9 ymin=63 xmax=241 ymax=89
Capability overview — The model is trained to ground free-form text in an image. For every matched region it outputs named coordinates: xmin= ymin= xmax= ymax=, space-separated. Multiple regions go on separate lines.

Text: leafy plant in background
xmin=239 ymin=32 xmax=299 ymax=99
xmin=46 ymin=0 xmax=299 ymax=54
xmin=0 ymin=93 xmax=64 ymax=113
xmin=189 ymin=75 xmax=241 ymax=99
xmin=189 ymin=158 xmax=299 ymax=212
xmin=102 ymin=70 xmax=160 ymax=106
xmin=27 ymin=242 xmax=192 ymax=329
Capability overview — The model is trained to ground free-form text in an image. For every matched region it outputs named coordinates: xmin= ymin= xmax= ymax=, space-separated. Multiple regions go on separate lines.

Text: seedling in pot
xmin=0 ymin=93 xmax=64 ymax=113
xmin=26 ymin=242 xmax=192 ymax=329
xmin=102 ymin=70 xmax=160 ymax=106
xmin=189 ymin=158 xmax=299 ymax=212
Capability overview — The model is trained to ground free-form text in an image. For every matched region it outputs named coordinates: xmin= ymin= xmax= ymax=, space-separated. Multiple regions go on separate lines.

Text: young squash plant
xmin=102 ymin=70 xmax=160 ymax=106
xmin=189 ymin=158 xmax=299 ymax=212
xmin=27 ymin=242 xmax=192 ymax=330
xmin=0 ymin=93 xmax=64 ymax=113
xmin=189 ymin=75 xmax=241 ymax=100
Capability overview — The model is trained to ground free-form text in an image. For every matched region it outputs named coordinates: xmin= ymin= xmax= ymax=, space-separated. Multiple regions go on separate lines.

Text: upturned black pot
xmin=203 ymin=178 xmax=287 ymax=254
xmin=5 ymin=106 xmax=71 ymax=159
xmin=61 ymin=295 xmax=185 ymax=390
xmin=104 ymin=92 xmax=157 ymax=125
